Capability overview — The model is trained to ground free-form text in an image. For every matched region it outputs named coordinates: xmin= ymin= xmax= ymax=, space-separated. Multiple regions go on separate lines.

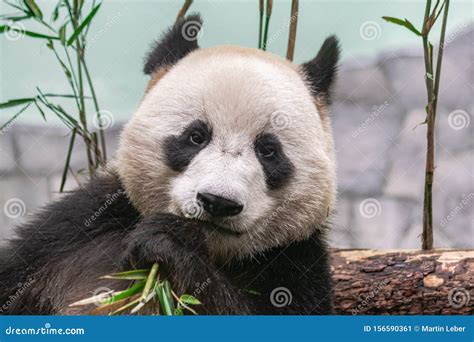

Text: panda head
xmin=116 ymin=14 xmax=340 ymax=260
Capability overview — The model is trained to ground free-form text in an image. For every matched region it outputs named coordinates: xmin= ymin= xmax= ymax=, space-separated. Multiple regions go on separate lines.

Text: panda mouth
xmin=206 ymin=221 xmax=243 ymax=237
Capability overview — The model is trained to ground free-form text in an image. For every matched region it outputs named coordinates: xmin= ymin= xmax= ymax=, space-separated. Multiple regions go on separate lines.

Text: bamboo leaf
xmin=156 ymin=281 xmax=174 ymax=315
xmin=0 ymin=25 xmax=59 ymax=40
xmin=0 ymin=14 xmax=32 ymax=21
xmin=179 ymin=294 xmax=201 ymax=305
xmin=33 ymin=101 xmax=47 ymax=121
xmin=109 ymin=297 xmax=140 ymax=316
xmin=52 ymin=0 xmax=62 ymax=21
xmin=59 ymin=24 xmax=67 ymax=45
xmin=101 ymin=280 xmax=146 ymax=305
xmin=69 ymin=290 xmax=114 ymax=307
xmin=382 ymin=16 xmax=422 ymax=36
xmin=0 ymin=103 xmax=31 ymax=131
xmin=67 ymin=3 xmax=102 ymax=46
xmin=23 ymin=0 xmax=42 ymax=19
xmin=3 ymin=0 xmax=28 ymax=13
xmin=0 ymin=98 xmax=35 ymax=109
xmin=60 ymin=128 xmax=77 ymax=193
xmin=101 ymin=269 xmax=150 ymax=281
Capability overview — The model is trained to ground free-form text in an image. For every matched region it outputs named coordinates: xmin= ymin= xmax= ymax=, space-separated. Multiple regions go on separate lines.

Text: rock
xmin=350 ymin=197 xmax=414 ymax=249
xmin=0 ymin=132 xmax=17 ymax=175
xmin=334 ymin=64 xmax=392 ymax=104
xmin=0 ymin=175 xmax=50 ymax=241
xmin=438 ymin=106 xmax=474 ymax=154
xmin=330 ymin=197 xmax=354 ymax=248
xmin=332 ymin=101 xmax=403 ymax=195
xmin=385 ymin=109 xmax=427 ymax=198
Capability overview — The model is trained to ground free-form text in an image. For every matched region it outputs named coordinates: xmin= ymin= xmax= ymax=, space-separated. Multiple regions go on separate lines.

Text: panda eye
xmin=257 ymin=144 xmax=277 ymax=159
xmin=189 ymin=132 xmax=205 ymax=145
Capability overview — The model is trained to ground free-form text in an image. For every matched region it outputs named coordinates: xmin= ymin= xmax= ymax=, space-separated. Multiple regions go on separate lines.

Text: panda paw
xmin=121 ymin=213 xmax=210 ymax=269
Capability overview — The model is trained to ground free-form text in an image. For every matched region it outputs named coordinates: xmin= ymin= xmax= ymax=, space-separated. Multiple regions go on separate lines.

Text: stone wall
xmin=0 ymin=26 xmax=472 ymax=249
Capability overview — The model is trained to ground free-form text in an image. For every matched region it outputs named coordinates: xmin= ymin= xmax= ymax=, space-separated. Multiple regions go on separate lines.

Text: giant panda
xmin=0 ymin=14 xmax=339 ymax=315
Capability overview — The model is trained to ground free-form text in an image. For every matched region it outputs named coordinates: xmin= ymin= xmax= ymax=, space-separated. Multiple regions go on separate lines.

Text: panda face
xmin=116 ymin=46 xmax=336 ymax=260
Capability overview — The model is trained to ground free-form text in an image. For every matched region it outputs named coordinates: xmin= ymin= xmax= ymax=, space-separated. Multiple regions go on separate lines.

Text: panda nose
xmin=197 ymin=192 xmax=243 ymax=217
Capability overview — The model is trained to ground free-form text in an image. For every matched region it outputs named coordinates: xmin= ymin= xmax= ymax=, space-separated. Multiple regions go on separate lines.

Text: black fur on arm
xmin=226 ymin=230 xmax=333 ymax=315
xmin=0 ymin=173 xmax=140 ymax=314
xmin=121 ymin=214 xmax=252 ymax=315
xmin=143 ymin=14 xmax=202 ymax=75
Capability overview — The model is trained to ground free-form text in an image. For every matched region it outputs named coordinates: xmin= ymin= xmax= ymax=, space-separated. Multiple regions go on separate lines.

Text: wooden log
xmin=331 ymin=249 xmax=473 ymax=315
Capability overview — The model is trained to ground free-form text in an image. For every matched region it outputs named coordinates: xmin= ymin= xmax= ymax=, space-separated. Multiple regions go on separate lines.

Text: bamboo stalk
xmin=421 ymin=0 xmax=434 ymax=250
xmin=262 ymin=0 xmax=273 ymax=51
xmin=176 ymin=0 xmax=193 ymax=22
xmin=258 ymin=0 xmax=264 ymax=48
xmin=82 ymin=58 xmax=106 ymax=163
xmin=286 ymin=0 xmax=299 ymax=61
xmin=421 ymin=0 xmax=449 ymax=250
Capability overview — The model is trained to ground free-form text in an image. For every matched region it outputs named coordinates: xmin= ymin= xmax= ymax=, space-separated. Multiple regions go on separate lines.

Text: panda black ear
xmin=143 ymin=13 xmax=202 ymax=75
xmin=300 ymin=35 xmax=340 ymax=101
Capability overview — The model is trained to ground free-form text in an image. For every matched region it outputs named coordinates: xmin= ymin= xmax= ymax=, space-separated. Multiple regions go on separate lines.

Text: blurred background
xmin=0 ymin=0 xmax=472 ymax=249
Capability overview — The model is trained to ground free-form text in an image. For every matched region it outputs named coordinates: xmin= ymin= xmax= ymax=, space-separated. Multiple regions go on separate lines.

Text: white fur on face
xmin=116 ymin=46 xmax=336 ymax=260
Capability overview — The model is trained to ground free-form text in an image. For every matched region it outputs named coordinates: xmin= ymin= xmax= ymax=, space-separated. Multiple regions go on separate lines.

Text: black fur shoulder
xmin=0 ymin=172 xmax=139 ymax=314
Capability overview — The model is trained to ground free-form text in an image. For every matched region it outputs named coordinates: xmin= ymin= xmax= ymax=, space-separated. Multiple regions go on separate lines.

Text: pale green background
xmin=1 ymin=0 xmax=472 ymax=124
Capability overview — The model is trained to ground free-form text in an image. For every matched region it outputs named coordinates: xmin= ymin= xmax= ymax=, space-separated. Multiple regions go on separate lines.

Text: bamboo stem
xmin=176 ymin=0 xmax=193 ymax=22
xmin=421 ymin=0 xmax=449 ymax=250
xmin=258 ymin=0 xmax=264 ymax=49
xmin=286 ymin=0 xmax=299 ymax=61
xmin=262 ymin=0 xmax=273 ymax=51
xmin=82 ymin=58 xmax=106 ymax=163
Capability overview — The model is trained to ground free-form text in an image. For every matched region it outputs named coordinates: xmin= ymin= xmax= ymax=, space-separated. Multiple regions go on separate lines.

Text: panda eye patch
xmin=164 ymin=120 xmax=212 ymax=172
xmin=256 ymin=142 xmax=277 ymax=159
xmin=254 ymin=133 xmax=294 ymax=189
xmin=189 ymin=131 xmax=206 ymax=146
